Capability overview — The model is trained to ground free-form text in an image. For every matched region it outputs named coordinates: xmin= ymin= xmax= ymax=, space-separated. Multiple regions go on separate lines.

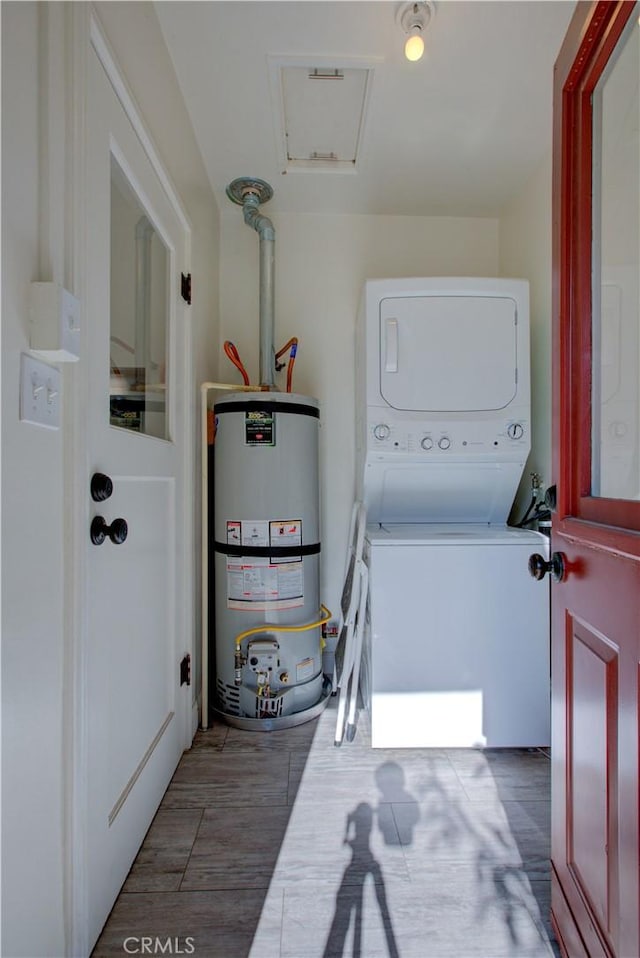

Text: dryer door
xmin=379 ymin=295 xmax=518 ymax=411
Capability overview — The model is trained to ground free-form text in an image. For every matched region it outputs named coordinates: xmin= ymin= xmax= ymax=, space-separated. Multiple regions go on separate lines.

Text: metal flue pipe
xmin=226 ymin=178 xmax=276 ymax=388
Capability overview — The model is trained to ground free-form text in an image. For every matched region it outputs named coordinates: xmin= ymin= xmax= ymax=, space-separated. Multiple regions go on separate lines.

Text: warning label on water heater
xmin=226 ymin=518 xmax=304 ymax=611
xmin=269 ymin=519 xmax=302 ymax=563
xmin=226 ymin=560 xmax=304 ymax=611
xmin=245 ymin=410 xmax=275 ymax=446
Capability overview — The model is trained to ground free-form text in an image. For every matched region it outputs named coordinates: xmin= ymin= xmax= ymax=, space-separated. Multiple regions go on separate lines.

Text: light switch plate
xmin=20 ymin=354 xmax=61 ymax=429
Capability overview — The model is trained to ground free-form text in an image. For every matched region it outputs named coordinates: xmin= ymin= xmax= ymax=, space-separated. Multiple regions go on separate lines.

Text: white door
xmin=84 ymin=44 xmax=191 ymax=947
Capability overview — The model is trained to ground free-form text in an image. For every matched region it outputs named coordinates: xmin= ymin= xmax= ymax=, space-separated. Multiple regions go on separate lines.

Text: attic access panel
xmin=269 ymin=57 xmax=376 ymax=173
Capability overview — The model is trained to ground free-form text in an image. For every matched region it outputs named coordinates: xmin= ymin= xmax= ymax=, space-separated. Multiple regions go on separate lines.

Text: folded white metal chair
xmin=334 ymin=501 xmax=368 ymax=746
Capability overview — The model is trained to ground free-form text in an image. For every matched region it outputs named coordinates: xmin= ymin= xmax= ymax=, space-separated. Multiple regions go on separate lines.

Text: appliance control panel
xmin=367 ymin=416 xmax=529 ymax=456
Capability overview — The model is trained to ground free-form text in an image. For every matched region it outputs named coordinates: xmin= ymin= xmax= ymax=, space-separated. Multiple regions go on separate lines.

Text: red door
xmin=550 ymin=3 xmax=640 ymax=956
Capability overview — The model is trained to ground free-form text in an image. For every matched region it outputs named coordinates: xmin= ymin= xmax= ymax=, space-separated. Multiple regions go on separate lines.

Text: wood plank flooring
xmin=92 ymin=704 xmax=557 ymax=957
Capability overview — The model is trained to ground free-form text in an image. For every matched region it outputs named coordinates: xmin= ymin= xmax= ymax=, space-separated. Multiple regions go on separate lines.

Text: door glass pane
xmin=110 ymin=156 xmax=169 ymax=440
xmin=591 ymin=15 xmax=640 ymax=499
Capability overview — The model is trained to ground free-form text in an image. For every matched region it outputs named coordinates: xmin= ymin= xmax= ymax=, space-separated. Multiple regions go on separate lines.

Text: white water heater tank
xmin=212 ymin=391 xmax=324 ymax=725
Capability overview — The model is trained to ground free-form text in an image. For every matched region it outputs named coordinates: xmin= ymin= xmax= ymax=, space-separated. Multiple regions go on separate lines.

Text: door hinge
xmin=180 ymin=653 xmax=191 ymax=687
xmin=181 ymin=272 xmax=192 ymax=305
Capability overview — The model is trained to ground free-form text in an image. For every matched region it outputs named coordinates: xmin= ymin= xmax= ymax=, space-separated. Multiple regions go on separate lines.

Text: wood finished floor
xmin=92 ymin=704 xmax=558 ymax=958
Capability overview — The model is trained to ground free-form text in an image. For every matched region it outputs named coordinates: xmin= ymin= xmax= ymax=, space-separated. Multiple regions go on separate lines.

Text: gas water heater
xmin=211 ymin=178 xmax=329 ymax=730
xmin=213 ymin=392 xmax=326 ymax=725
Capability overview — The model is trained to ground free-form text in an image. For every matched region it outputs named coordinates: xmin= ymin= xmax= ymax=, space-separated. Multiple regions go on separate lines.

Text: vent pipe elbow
xmin=242 ymin=198 xmax=275 ymax=242
xmin=226 ymin=178 xmax=276 ymax=389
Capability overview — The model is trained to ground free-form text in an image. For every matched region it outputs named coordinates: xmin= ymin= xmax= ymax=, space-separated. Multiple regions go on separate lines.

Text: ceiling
xmin=155 ymin=1 xmax=576 ymax=218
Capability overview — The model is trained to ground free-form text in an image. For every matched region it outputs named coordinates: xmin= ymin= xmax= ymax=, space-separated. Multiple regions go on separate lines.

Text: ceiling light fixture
xmin=397 ymin=1 xmax=435 ymax=63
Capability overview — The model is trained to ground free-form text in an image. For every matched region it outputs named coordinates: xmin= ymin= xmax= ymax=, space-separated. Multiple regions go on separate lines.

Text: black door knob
xmin=528 ymin=551 xmax=565 ymax=582
xmin=91 ymin=515 xmax=128 ymax=545
xmin=91 ymin=472 xmax=114 ymax=502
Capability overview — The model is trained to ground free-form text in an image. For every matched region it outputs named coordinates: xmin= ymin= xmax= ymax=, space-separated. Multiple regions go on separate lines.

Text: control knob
xmin=373 ymin=423 xmax=391 ymax=441
xmin=421 ymin=436 xmax=433 ymax=450
xmin=438 ymin=436 xmax=451 ymax=450
xmin=507 ymin=422 xmax=524 ymax=440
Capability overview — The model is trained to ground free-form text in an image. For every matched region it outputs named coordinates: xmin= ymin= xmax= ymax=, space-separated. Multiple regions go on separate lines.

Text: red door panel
xmin=552 ymin=878 xmax=590 ymax=958
xmin=552 ymin=539 xmax=640 ymax=956
xmin=568 ymin=617 xmax=617 ymax=939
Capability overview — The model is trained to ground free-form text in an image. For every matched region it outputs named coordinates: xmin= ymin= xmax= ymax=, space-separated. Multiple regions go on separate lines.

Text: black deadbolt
xmin=90 ymin=472 xmax=114 ymax=502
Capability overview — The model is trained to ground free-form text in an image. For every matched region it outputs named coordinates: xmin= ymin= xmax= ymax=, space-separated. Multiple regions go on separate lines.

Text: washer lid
xmin=366 ymin=523 xmax=546 ymax=546
xmin=379 ymin=295 xmax=518 ymax=412
xmin=363 ymin=459 xmax=526 ymax=526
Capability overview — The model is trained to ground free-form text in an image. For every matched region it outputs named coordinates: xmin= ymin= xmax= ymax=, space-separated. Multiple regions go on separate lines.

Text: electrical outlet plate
xmin=20 ymin=354 xmax=61 ymax=429
xmin=29 ymin=282 xmax=80 ymax=362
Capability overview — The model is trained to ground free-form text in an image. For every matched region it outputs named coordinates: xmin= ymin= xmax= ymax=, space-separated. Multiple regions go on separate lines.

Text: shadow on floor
xmin=322 ymin=759 xmax=420 ymax=957
xmin=483 ymin=748 xmax=558 ymax=954
xmin=323 ymin=801 xmax=400 ymax=958
xmin=92 ymin=713 xmax=556 ymax=958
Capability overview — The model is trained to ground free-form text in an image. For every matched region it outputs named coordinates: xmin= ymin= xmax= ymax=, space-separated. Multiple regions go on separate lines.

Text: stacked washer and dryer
xmin=356 ymin=278 xmax=550 ymax=748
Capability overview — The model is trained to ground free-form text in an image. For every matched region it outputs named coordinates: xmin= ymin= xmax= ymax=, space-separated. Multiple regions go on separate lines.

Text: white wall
xmin=220 ymin=212 xmax=499 ymax=611
xmin=499 ymin=152 xmax=553 ymax=522
xmin=1 ymin=6 xmax=67 ymax=954
xmin=1 ymin=4 xmax=219 ymax=955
